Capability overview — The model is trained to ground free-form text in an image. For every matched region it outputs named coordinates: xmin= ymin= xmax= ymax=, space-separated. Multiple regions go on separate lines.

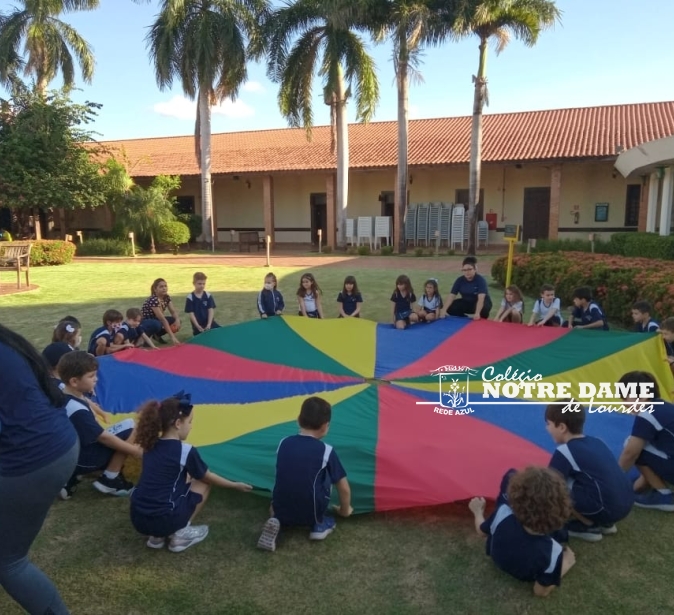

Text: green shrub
xmin=322 ymin=245 xmax=333 ymax=254
xmin=414 ymin=247 xmax=424 ymax=257
xmin=357 ymin=245 xmax=371 ymax=256
xmin=176 ymin=213 xmax=202 ymax=243
xmin=380 ymin=245 xmax=394 ymax=256
xmin=491 ymin=252 xmax=674 ymax=327
xmin=603 ymin=232 xmax=674 ymax=260
xmin=76 ymin=238 xmax=133 ymax=257
xmin=30 ymin=240 xmax=76 ymax=266
xmin=524 ymin=238 xmax=601 ymax=254
xmin=157 ymin=221 xmax=191 ymax=254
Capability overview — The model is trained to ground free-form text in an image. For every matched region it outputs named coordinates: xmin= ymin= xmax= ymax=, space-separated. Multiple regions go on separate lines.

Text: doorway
xmin=522 ymin=187 xmax=551 ymax=240
xmin=310 ymin=193 xmax=327 ymax=246
xmin=380 ymin=191 xmax=395 ymax=217
xmin=455 ymin=189 xmax=484 ymax=219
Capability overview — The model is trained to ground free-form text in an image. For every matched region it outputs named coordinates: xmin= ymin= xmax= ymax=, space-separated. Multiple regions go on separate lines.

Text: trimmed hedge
xmin=491 ymin=252 xmax=674 ymax=328
xmin=76 ymin=238 xmax=134 ymax=257
xmin=30 ymin=240 xmax=76 ymax=266
xmin=157 ymin=221 xmax=190 ymax=254
xmin=525 ymin=233 xmax=674 ymax=261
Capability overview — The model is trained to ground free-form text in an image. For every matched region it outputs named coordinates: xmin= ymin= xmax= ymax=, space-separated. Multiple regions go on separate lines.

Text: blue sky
xmin=2 ymin=0 xmax=673 ymax=141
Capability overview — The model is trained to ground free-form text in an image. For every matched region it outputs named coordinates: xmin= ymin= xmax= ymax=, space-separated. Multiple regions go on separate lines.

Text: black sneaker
xmin=59 ymin=474 xmax=80 ymax=500
xmin=93 ymin=473 xmax=134 ymax=496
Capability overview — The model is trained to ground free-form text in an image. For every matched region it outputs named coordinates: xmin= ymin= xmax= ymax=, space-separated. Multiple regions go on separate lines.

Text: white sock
xmin=657 ymin=488 xmax=672 ymax=495
xmin=103 ymin=470 xmax=119 ymax=480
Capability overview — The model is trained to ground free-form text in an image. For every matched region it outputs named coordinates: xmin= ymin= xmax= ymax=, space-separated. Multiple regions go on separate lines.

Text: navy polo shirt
xmin=571 ymin=302 xmax=608 ymax=330
xmin=272 ymin=434 xmax=347 ymax=526
xmin=635 ymin=320 xmax=659 ymax=333
xmin=65 ymin=394 xmax=104 ymax=456
xmin=480 ymin=504 xmax=564 ymax=587
xmin=185 ymin=291 xmax=216 ymax=328
xmin=631 ymin=400 xmax=674 ymax=458
xmin=132 ymin=439 xmax=208 ymax=517
xmin=117 ymin=321 xmax=145 ymax=343
xmin=450 ymin=274 xmax=489 ymax=303
xmin=665 ymin=340 xmax=674 ymax=358
xmin=337 ymin=291 xmax=363 ymax=316
xmin=549 ymin=436 xmax=633 ymax=518
xmin=390 ymin=291 xmax=416 ymax=316
xmin=88 ymin=326 xmax=112 ymax=355
xmin=0 ymin=342 xmax=77 ymax=477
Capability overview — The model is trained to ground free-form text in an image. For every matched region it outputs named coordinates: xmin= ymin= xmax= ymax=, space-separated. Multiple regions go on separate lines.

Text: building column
xmin=646 ymin=171 xmax=659 ymax=233
xmin=660 ymin=166 xmax=674 ymax=236
xmin=637 ymin=176 xmax=649 ymax=232
xmin=548 ymin=164 xmax=562 ymax=240
xmin=211 ymin=183 xmax=219 ymax=246
xmin=326 ymin=173 xmax=336 ymax=249
xmin=263 ymin=175 xmax=275 ymax=247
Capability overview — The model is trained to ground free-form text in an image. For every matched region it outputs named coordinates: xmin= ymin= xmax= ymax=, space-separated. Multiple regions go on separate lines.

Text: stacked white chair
xmin=416 ymin=203 xmax=430 ymax=246
xmin=405 ymin=205 xmax=417 ymax=246
xmin=346 ymin=219 xmax=355 ymax=246
xmin=451 ymin=205 xmax=465 ymax=250
xmin=357 ymin=216 xmax=374 ymax=250
xmin=440 ymin=203 xmax=453 ymax=247
xmin=477 ymin=220 xmax=489 ymax=247
xmin=374 ymin=216 xmax=392 ymax=249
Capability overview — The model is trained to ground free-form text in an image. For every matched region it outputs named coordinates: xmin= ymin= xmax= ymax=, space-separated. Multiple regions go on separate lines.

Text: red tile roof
xmin=100 ymin=102 xmax=674 ymax=177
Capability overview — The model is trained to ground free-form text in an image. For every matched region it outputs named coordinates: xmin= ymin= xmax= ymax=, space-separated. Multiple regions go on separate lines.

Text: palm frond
xmin=54 ymin=18 xmax=95 ymax=83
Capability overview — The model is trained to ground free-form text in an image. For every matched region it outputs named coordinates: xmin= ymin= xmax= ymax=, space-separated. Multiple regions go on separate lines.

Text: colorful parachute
xmin=96 ymin=317 xmax=674 ymax=513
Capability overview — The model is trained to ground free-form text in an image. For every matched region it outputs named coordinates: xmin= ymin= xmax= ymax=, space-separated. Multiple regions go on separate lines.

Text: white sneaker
xmin=146 ymin=536 xmax=166 ymax=549
xmin=257 ymin=518 xmax=281 ymax=552
xmin=168 ymin=525 xmax=209 ymax=553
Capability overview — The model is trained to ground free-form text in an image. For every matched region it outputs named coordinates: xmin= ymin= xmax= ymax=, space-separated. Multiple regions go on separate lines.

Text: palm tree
xmin=147 ymin=0 xmax=269 ymax=251
xmin=0 ymin=0 xmax=98 ymax=94
xmin=259 ymin=0 xmax=380 ymax=248
xmin=367 ymin=0 xmax=443 ymax=253
xmin=450 ymin=0 xmax=561 ymax=254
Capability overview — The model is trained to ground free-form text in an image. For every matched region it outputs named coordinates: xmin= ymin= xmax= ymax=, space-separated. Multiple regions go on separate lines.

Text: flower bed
xmin=491 ymin=252 xmax=674 ymax=327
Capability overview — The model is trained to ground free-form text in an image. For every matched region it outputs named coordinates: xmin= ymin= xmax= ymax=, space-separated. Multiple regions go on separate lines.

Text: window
xmin=624 ymin=185 xmax=641 ymax=227
xmin=175 ymin=196 xmax=196 ymax=215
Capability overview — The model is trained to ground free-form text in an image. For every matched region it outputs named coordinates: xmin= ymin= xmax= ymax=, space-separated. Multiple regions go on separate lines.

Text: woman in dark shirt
xmin=444 ymin=256 xmax=493 ymax=319
xmin=0 ymin=324 xmax=78 ymax=614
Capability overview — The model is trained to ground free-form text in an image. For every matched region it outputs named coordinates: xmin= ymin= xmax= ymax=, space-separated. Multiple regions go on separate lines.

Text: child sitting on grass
xmin=546 ymin=401 xmax=633 ymax=541
xmin=631 ymin=301 xmax=659 ymax=332
xmin=185 ymin=272 xmax=220 ymax=336
xmin=618 ymin=371 xmax=674 ymax=512
xmin=469 ymin=467 xmax=575 ymax=597
xmin=494 ymin=285 xmax=524 ymax=324
xmin=257 ymin=396 xmax=352 ymax=552
xmin=114 ymin=308 xmax=157 ymax=349
xmin=564 ymin=287 xmax=608 ymax=330
xmin=391 ymin=275 xmax=419 ymax=329
xmin=58 ymin=351 xmax=141 ymax=499
xmin=88 ymin=309 xmax=130 ymax=356
xmin=131 ymin=392 xmax=252 ymax=553
xmin=258 ymin=272 xmax=285 ymax=318
xmin=528 ymin=284 xmax=562 ymax=327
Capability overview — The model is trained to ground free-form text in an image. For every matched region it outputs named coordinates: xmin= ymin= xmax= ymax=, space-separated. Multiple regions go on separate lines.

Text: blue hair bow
xmin=172 ymin=390 xmax=193 ymax=415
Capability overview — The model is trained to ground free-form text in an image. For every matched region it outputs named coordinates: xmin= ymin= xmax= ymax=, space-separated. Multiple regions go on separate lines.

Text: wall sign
xmin=594 ymin=203 xmax=609 ymax=222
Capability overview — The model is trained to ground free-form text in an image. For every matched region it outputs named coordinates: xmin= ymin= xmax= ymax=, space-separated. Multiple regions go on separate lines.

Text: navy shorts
xmin=131 ymin=489 xmax=203 ymax=537
xmin=636 ymin=449 xmax=674 ymax=484
xmin=76 ymin=419 xmax=134 ymax=474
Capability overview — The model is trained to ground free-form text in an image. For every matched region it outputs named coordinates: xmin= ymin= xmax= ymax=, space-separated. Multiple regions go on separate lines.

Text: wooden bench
xmin=0 ymin=241 xmax=32 ymax=289
xmin=238 ymin=231 xmax=263 ymax=252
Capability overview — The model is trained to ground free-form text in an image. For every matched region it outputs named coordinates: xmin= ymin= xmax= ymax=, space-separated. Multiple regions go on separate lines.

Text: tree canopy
xmin=0 ymin=86 xmax=109 ymax=212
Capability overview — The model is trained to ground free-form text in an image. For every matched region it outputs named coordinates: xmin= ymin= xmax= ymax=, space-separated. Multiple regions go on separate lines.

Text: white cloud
xmin=152 ymin=95 xmax=255 ymax=120
xmin=242 ymin=81 xmax=265 ymax=93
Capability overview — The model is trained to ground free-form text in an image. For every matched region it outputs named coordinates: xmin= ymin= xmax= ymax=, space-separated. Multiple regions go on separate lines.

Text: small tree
xmin=158 ymin=220 xmax=191 ymax=254
xmin=103 ymin=161 xmax=181 ymax=254
xmin=0 ymin=85 xmax=108 ymax=235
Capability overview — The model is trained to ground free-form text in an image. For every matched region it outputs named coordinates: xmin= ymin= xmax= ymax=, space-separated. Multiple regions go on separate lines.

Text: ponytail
xmin=135 ymin=396 xmax=187 ymax=451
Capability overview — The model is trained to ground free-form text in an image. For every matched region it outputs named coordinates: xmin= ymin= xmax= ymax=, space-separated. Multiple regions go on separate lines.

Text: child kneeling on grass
xmin=546 ymin=401 xmax=634 ymax=541
xmin=257 ymin=396 xmax=353 ymax=552
xmin=469 ymin=467 xmax=576 ymax=597
xmin=618 ymin=371 xmax=674 ymax=512
xmin=58 ymin=351 xmax=141 ymax=499
xmin=130 ymin=392 xmax=252 ymax=553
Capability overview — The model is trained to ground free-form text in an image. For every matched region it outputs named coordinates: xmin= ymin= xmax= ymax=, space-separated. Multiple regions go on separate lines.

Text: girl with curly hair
xmin=469 ymin=467 xmax=576 ymax=597
xmin=130 ymin=392 xmax=253 ymax=553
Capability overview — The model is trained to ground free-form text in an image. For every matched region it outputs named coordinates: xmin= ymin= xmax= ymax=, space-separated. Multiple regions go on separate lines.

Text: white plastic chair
xmin=374 ymin=216 xmax=392 ymax=249
xmin=346 ymin=219 xmax=355 ymax=246
xmin=477 ymin=220 xmax=489 ymax=247
xmin=357 ymin=217 xmax=374 ymax=250
xmin=451 ymin=206 xmax=465 ymax=250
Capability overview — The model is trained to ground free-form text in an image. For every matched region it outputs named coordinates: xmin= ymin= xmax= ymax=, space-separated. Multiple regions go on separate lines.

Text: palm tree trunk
xmin=150 ymin=231 xmax=156 ymax=254
xmin=395 ymin=34 xmax=410 ymax=254
xmin=198 ymin=88 xmax=214 ymax=251
xmin=467 ymin=38 xmax=488 ymax=255
xmin=335 ymin=66 xmax=348 ymax=249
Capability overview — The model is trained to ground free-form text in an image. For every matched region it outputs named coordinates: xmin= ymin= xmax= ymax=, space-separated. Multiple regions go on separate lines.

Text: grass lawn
xmin=0 ymin=256 xmax=669 ymax=614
